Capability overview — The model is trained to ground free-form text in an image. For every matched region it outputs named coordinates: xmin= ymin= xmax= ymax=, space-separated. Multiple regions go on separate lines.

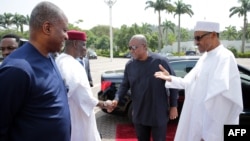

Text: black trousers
xmin=134 ymin=123 xmax=167 ymax=141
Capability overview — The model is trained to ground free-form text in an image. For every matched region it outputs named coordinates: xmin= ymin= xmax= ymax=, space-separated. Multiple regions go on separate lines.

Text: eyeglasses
xmin=128 ymin=46 xmax=138 ymax=50
xmin=194 ymin=32 xmax=211 ymax=41
xmin=0 ymin=46 xmax=17 ymax=51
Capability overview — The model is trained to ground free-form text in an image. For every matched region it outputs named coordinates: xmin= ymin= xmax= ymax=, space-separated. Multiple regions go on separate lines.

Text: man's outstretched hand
xmin=154 ymin=64 xmax=171 ymax=81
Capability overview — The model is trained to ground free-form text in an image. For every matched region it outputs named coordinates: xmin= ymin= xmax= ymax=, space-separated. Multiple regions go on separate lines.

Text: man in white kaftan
xmin=154 ymin=21 xmax=243 ymax=141
xmin=55 ymin=30 xmax=104 ymax=141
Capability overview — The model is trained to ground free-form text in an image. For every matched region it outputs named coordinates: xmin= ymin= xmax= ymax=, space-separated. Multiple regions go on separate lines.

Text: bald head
xmin=28 ymin=1 xmax=69 ymax=56
xmin=29 ymin=1 xmax=67 ymax=31
xmin=129 ymin=34 xmax=147 ymax=45
xmin=128 ymin=34 xmax=148 ymax=61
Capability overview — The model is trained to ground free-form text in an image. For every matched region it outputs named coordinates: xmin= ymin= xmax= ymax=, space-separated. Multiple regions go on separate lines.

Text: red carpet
xmin=115 ymin=121 xmax=177 ymax=141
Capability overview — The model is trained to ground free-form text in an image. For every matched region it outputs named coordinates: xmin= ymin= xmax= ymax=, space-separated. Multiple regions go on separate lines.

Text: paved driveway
xmin=236 ymin=58 xmax=250 ymax=69
xmin=90 ymin=57 xmax=250 ymax=141
xmin=89 ymin=57 xmax=130 ymax=141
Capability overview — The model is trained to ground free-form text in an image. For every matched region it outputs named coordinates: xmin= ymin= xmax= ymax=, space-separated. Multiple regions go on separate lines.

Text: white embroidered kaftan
xmin=56 ymin=53 xmax=101 ymax=141
xmin=165 ymin=45 xmax=243 ymax=141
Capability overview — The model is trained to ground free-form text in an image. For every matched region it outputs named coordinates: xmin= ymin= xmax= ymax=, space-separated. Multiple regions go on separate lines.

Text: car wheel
xmin=127 ymin=103 xmax=133 ymax=122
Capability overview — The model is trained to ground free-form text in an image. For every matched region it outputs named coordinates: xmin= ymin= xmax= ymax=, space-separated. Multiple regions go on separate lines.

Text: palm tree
xmin=130 ymin=23 xmax=141 ymax=34
xmin=19 ymin=15 xmax=28 ymax=33
xmin=245 ymin=23 xmax=250 ymax=40
xmin=141 ymin=23 xmax=152 ymax=34
xmin=173 ymin=0 xmax=193 ymax=54
xmin=222 ymin=25 xmax=238 ymax=40
xmin=25 ymin=14 xmax=30 ymax=24
xmin=12 ymin=13 xmax=21 ymax=31
xmin=229 ymin=0 xmax=250 ymax=53
xmin=12 ymin=13 xmax=28 ymax=32
xmin=162 ymin=20 xmax=175 ymax=45
xmin=1 ymin=12 xmax=14 ymax=29
xmin=145 ymin=0 xmax=174 ymax=52
xmin=0 ymin=14 xmax=5 ymax=28
xmin=238 ymin=25 xmax=250 ymax=41
xmin=179 ymin=27 xmax=190 ymax=42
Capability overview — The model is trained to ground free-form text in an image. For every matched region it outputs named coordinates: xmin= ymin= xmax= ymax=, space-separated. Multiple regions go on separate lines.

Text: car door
xmin=169 ymin=59 xmax=197 ymax=115
xmin=170 ymin=60 xmax=197 ymax=78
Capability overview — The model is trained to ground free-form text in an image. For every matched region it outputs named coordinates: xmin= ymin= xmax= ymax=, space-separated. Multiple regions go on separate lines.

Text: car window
xmin=170 ymin=60 xmax=197 ymax=78
xmin=240 ymin=70 xmax=250 ymax=81
xmin=185 ymin=51 xmax=196 ymax=56
xmin=238 ymin=65 xmax=250 ymax=110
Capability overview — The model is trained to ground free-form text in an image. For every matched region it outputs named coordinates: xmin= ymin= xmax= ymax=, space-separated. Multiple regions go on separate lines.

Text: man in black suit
xmin=82 ymin=47 xmax=93 ymax=87
xmin=77 ymin=33 xmax=93 ymax=87
xmin=112 ymin=34 xmax=178 ymax=141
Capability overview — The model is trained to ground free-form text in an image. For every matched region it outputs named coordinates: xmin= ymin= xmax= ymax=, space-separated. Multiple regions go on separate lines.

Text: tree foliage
xmin=173 ymin=0 xmax=194 ymax=54
xmin=229 ymin=0 xmax=250 ymax=53
xmin=2 ymin=1 xmax=250 ymax=56
xmin=145 ymin=0 xmax=174 ymax=52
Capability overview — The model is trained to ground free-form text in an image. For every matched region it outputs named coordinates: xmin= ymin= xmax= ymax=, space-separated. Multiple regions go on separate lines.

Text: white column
xmin=104 ymin=0 xmax=116 ymax=62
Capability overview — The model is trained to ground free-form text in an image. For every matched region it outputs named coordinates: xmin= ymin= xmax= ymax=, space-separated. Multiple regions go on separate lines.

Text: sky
xmin=0 ymin=0 xmax=247 ymax=31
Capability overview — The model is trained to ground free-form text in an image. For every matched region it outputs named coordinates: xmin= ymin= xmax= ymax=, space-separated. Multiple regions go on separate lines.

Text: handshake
xmin=100 ymin=100 xmax=118 ymax=113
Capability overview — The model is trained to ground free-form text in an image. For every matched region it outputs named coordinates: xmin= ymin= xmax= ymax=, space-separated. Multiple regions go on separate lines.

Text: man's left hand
xmin=169 ymin=107 xmax=178 ymax=120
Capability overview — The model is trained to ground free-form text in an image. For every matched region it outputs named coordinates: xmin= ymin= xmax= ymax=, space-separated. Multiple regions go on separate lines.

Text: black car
xmin=185 ymin=50 xmax=196 ymax=56
xmin=19 ymin=38 xmax=28 ymax=46
xmin=124 ymin=52 xmax=132 ymax=58
xmin=98 ymin=56 xmax=250 ymax=123
xmin=87 ymin=50 xmax=97 ymax=59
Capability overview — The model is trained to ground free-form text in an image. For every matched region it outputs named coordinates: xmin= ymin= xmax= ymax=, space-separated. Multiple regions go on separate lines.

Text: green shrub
xmin=227 ymin=47 xmax=238 ymax=58
xmin=238 ymin=52 xmax=250 ymax=58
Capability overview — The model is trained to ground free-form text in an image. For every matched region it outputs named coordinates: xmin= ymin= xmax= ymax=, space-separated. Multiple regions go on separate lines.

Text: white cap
xmin=194 ymin=21 xmax=220 ymax=33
